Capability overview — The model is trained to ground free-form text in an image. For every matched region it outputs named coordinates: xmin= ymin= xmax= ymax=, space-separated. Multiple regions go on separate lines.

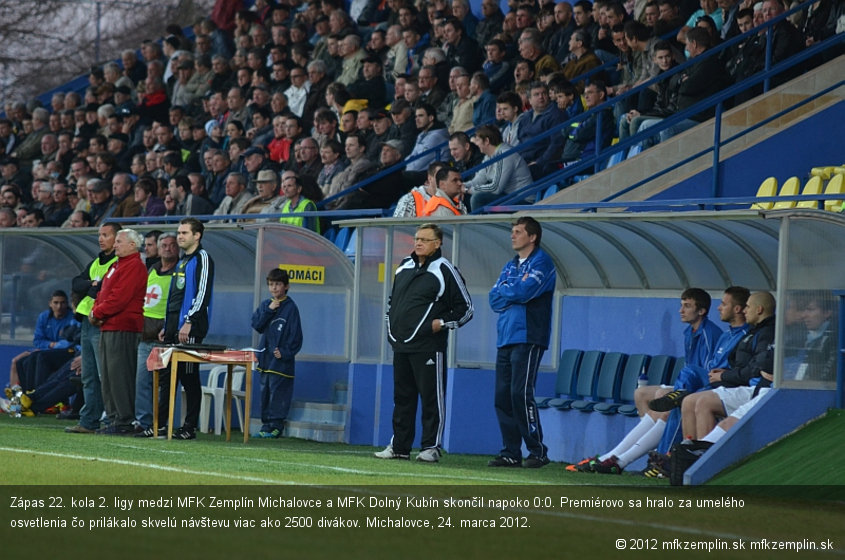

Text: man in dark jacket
xmin=376 ymin=223 xmax=473 ymax=463
xmin=658 ymin=27 xmax=730 ymax=143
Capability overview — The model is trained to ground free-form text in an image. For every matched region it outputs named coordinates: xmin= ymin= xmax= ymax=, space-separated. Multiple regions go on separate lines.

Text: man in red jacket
xmin=91 ymin=228 xmax=148 ymax=435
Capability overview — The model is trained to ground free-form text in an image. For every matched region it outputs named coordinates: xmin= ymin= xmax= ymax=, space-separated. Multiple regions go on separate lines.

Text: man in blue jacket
xmin=488 ymin=217 xmax=556 ymax=468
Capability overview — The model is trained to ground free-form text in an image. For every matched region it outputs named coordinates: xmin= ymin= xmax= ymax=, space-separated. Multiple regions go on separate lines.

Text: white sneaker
xmin=374 ymin=444 xmax=409 ymax=459
xmin=416 ymin=447 xmax=441 ymax=463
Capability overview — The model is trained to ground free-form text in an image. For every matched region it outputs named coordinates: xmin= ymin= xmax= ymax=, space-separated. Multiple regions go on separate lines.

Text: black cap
xmin=109 ymin=133 xmax=129 ymax=144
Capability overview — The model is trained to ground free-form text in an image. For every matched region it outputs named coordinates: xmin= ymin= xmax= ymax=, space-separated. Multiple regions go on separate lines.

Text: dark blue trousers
xmin=494 ymin=343 xmax=547 ymax=460
xmin=260 ymin=372 xmax=294 ymax=432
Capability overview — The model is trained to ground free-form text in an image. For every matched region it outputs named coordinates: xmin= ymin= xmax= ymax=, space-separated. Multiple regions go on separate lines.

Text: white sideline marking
xmin=0 ymin=447 xmax=295 ymax=485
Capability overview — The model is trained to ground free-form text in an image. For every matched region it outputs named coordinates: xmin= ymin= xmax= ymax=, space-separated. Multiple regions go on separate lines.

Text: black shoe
xmin=648 ymin=389 xmax=690 ymax=412
xmin=487 ymin=455 xmax=521 ymax=467
xmin=135 ymin=426 xmax=167 ymax=438
xmin=523 ymin=455 xmax=550 ymax=468
xmin=173 ymin=426 xmax=196 ymax=440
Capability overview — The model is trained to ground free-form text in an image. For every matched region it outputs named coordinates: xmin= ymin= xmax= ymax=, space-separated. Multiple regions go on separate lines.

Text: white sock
xmin=701 ymin=426 xmax=726 ymax=444
xmin=600 ymin=415 xmax=655 ymax=462
xmin=616 ymin=419 xmax=666 ymax=468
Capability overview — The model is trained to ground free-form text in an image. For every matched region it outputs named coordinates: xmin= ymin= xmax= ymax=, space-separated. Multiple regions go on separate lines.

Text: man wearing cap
xmin=242 ymin=169 xmax=285 ymax=218
xmin=107 ymin=133 xmax=132 ymax=172
xmin=348 ymin=55 xmax=388 ymax=110
xmin=0 ymin=157 xmax=31 ymax=195
xmin=213 ymin=172 xmax=251 ymax=220
xmin=243 ymin=146 xmax=273 ymax=194
xmin=87 ymin=179 xmax=115 ymax=226
xmin=366 ymin=109 xmax=399 ymax=161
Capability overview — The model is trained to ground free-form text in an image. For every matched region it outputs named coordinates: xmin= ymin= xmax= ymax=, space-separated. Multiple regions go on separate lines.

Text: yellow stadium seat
xmin=751 ymin=177 xmax=778 ymax=209
xmin=772 ymin=176 xmax=800 ymax=209
xmin=795 ymin=176 xmax=824 ymax=209
xmin=810 ymin=167 xmax=835 ymax=180
xmin=824 ymin=174 xmax=845 ymax=212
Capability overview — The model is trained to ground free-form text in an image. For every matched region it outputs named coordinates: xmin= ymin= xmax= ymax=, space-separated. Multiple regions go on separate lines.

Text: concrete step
xmin=283 ymin=420 xmax=345 ymax=443
xmin=287 ymin=401 xmax=347 ymax=424
xmin=333 ymin=382 xmax=348 ymax=405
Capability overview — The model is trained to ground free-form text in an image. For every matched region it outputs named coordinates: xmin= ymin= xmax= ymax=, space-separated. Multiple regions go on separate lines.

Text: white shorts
xmin=713 ymin=385 xmax=757 ymax=416
xmin=730 ymin=387 xmax=771 ymax=420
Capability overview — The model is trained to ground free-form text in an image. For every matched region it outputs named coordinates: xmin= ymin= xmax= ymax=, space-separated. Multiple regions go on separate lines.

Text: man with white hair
xmin=90 ymin=228 xmax=148 ymax=435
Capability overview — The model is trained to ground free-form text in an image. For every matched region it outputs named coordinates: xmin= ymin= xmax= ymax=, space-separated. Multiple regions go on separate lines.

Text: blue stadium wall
xmin=652 ymin=101 xmax=845 ymax=202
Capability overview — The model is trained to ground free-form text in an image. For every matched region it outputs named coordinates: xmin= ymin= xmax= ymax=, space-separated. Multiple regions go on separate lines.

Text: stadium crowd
xmin=1 ymin=0 xmax=842 ymax=225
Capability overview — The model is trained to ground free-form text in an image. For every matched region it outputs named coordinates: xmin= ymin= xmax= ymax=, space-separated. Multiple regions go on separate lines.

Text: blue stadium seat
xmin=537 ymin=349 xmax=583 ymax=408
xmin=334 ymin=227 xmax=352 ymax=251
xmin=549 ymin=350 xmax=604 ymax=409
xmin=666 ymin=357 xmax=685 ymax=385
xmin=616 ymin=354 xmax=673 ymax=416
xmin=571 ymin=352 xmax=628 ymax=412
xmin=594 ymin=353 xmax=650 ymax=415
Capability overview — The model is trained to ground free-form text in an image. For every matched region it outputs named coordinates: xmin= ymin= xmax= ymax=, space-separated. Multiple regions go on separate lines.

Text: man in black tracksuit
xmin=376 ymin=223 xmax=473 ymax=463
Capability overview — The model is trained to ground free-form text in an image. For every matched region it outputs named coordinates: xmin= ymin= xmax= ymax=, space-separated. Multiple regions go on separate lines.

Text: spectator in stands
xmin=443 ymin=18 xmax=484 ymax=74
xmin=348 ymin=55 xmax=389 ymax=109
xmin=214 ymin=171 xmax=252 ymax=220
xmin=286 ymin=137 xmax=323 ymax=183
xmin=422 ymin=167 xmax=468 ymax=216
xmin=171 ymin=174 xmax=215 ymax=216
xmin=558 ymin=80 xmax=616 ymax=169
xmin=483 ymin=40 xmax=514 ymax=94
xmin=519 ymin=33 xmax=562 ymax=78
xmin=678 ymin=0 xmax=724 ymax=43
xmin=243 ymin=169 xmax=285 ymax=217
xmin=619 ymin=40 xmax=682 ymax=142
xmin=134 ymin=176 xmax=166 ymax=218
xmin=66 ymin=210 xmax=91 ymax=228
xmin=417 ymin=65 xmax=447 ymax=110
xmin=404 ymin=103 xmax=450 ymax=177
xmin=761 ymin=0 xmax=805 ymax=83
xmin=477 ymin=0 xmax=506 ymax=47
xmin=393 ymin=161 xmax=446 ymax=218
xmin=448 ymin=131 xmax=484 ymax=179
xmin=12 ymin=108 xmax=50 ymax=168
xmin=338 ymin=33 xmax=367 ymax=85
xmin=285 ymin=66 xmax=311 ymax=118
xmin=87 ymin=179 xmax=113 ymax=226
xmin=471 ymin=72 xmax=497 ymax=127
xmin=317 ymin=139 xmax=347 ymax=193
xmin=45 ymin=182 xmax=72 ymax=226
xmin=278 ymin=174 xmax=320 ymax=232
xmin=562 ymin=29 xmax=605 ymax=92
xmin=656 ymin=27 xmax=729 ymax=143
xmin=516 ymin=82 xmax=566 ymax=178
xmin=449 ymin=74 xmax=475 ymax=134
xmin=110 ymin=173 xmax=141 ymax=218
xmin=0 ymin=207 xmax=17 ymax=228
xmin=465 ymin=125 xmax=533 ymax=210
xmin=326 ymin=132 xmax=376 ymax=202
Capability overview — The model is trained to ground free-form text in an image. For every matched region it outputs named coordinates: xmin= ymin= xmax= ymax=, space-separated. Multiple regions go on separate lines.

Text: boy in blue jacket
xmin=251 ymin=268 xmax=303 ymax=438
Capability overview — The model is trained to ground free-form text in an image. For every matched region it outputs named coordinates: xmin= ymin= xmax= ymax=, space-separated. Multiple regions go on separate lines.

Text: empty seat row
xmin=752 ymin=173 xmax=845 ymax=211
xmin=537 ymin=349 xmax=684 ymax=417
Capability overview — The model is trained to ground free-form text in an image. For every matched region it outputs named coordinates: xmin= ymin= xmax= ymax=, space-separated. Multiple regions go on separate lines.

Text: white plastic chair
xmin=182 ymin=365 xmax=247 ymax=434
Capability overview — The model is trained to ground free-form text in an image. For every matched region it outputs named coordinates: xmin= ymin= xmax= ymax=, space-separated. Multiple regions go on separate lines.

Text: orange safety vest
xmin=421 ymin=195 xmax=461 ymax=216
xmin=411 ymin=189 xmax=427 ymax=217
